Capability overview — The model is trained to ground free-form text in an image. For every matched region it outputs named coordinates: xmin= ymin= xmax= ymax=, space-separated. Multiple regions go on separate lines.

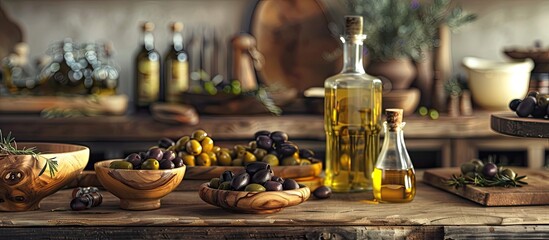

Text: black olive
xmin=528 ymin=91 xmax=539 ymax=97
xmin=251 ymin=169 xmax=272 ymax=185
xmin=271 ymin=176 xmax=284 ymax=184
xmin=124 ymin=153 xmax=142 ymax=168
xmin=70 ymin=197 xmax=88 ymax=211
xmin=270 ymin=131 xmax=288 ymax=144
xmin=158 ymin=137 xmax=175 ymax=149
xmin=146 ymin=147 xmax=164 ymax=161
xmin=282 ymin=179 xmax=299 ymax=190
xmin=220 ymin=170 xmax=235 ymax=183
xmin=162 ymin=150 xmax=176 ymax=162
xmin=299 ymin=149 xmax=315 ymax=159
xmin=482 ymin=162 xmax=498 ymax=179
xmin=254 ymin=130 xmax=271 ymax=139
xmin=256 ymin=135 xmax=273 ymax=150
xmin=313 ymin=186 xmax=332 ymax=199
xmin=277 ymin=143 xmax=298 ymax=158
xmin=532 ymin=105 xmax=547 ymax=118
xmin=245 ymin=162 xmax=270 ymax=176
xmin=159 ymin=159 xmax=175 ymax=169
xmin=263 ymin=180 xmax=283 ymax=191
xmin=508 ymin=99 xmax=522 ymax=111
xmin=172 ymin=157 xmax=184 ymax=168
xmin=516 ymin=96 xmax=536 ymax=117
xmin=230 ymin=172 xmax=250 ymax=191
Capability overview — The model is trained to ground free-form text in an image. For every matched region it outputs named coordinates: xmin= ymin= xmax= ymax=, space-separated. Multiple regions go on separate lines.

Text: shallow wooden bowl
xmin=198 ymin=183 xmax=310 ymax=214
xmin=185 ymin=161 xmax=322 ymax=180
xmin=94 ymin=160 xmax=186 ymax=211
xmin=382 ymin=88 xmax=420 ymax=116
xmin=0 ymin=143 xmax=89 ymax=211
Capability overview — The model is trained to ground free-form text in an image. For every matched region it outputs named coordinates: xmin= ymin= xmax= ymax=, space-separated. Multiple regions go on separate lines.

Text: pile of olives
xmin=509 ymin=91 xmax=549 ymax=119
xmin=163 ymin=129 xmax=317 ymax=167
xmin=208 ymin=162 xmax=301 ymax=192
xmin=110 ymin=144 xmax=185 ymax=170
xmin=460 ymin=159 xmax=517 ymax=180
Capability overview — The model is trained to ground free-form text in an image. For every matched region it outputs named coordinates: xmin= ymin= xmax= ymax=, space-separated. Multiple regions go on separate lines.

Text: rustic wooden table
xmin=2 ymin=171 xmax=549 ymax=239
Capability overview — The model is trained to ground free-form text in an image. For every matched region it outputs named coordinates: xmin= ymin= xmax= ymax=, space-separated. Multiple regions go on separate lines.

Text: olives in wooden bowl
xmin=0 ymin=142 xmax=89 ymax=211
xmin=94 ymin=159 xmax=186 ymax=210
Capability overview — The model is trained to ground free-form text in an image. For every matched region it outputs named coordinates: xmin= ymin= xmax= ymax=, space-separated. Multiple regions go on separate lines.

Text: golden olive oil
xmin=372 ymin=168 xmax=416 ymax=203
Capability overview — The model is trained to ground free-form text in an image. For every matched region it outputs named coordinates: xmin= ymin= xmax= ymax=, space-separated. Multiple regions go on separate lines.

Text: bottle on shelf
xmin=323 ymin=16 xmax=383 ymax=192
xmin=135 ymin=21 xmax=161 ymax=110
xmin=372 ymin=108 xmax=416 ymax=203
xmin=163 ymin=22 xmax=189 ymax=103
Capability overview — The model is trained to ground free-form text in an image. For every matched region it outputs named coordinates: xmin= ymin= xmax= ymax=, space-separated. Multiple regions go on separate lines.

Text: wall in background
xmin=1 ymin=0 xmax=548 ymax=100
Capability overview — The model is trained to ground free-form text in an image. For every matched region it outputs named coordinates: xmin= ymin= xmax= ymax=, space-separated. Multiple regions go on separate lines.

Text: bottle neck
xmin=340 ymin=35 xmax=366 ymax=74
xmin=383 ymin=122 xmax=406 ymax=149
xmin=144 ymin=31 xmax=155 ymax=51
xmin=172 ymin=32 xmax=183 ymax=51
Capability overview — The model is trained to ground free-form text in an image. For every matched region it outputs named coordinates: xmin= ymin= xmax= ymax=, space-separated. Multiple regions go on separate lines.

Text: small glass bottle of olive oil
xmin=372 ymin=109 xmax=416 ymax=203
xmin=324 ymin=16 xmax=383 ymax=192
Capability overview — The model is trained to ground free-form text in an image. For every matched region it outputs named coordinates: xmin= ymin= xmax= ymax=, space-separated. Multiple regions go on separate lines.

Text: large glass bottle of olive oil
xmin=324 ymin=16 xmax=383 ymax=192
xmin=135 ymin=22 xmax=161 ymax=110
xmin=163 ymin=22 xmax=189 ymax=103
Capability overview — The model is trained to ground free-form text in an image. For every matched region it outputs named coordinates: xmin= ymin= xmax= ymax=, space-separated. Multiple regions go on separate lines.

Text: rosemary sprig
xmin=0 ymin=130 xmax=58 ymax=177
xmin=447 ymin=172 xmax=528 ymax=189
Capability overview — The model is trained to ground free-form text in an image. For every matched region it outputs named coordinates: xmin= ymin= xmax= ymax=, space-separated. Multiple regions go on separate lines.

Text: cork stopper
xmin=142 ymin=22 xmax=155 ymax=32
xmin=386 ymin=108 xmax=403 ymax=131
xmin=344 ymin=15 xmax=363 ymax=36
xmin=170 ymin=22 xmax=183 ymax=32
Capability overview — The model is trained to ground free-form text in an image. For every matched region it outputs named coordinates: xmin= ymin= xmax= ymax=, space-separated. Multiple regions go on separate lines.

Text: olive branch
xmin=0 ymin=130 xmax=58 ymax=177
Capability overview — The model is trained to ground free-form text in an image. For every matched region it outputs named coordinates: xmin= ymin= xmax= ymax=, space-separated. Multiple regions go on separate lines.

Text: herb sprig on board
xmin=0 ymin=130 xmax=58 ymax=177
xmin=446 ymin=158 xmax=527 ymax=189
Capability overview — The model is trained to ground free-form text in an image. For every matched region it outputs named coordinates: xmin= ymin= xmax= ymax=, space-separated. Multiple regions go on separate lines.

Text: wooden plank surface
xmin=491 ymin=112 xmax=549 ymax=138
xmin=423 ymin=168 xmax=549 ymax=206
xmin=0 ymin=95 xmax=129 ymax=115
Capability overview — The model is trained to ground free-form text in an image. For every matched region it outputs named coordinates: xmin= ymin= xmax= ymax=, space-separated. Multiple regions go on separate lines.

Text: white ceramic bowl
xmin=462 ymin=57 xmax=534 ymax=110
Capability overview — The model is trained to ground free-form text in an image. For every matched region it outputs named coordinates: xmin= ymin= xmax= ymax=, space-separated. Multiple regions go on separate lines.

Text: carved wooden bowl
xmin=0 ymin=143 xmax=89 ymax=211
xmin=94 ymin=160 xmax=186 ymax=211
xmin=198 ymin=183 xmax=310 ymax=214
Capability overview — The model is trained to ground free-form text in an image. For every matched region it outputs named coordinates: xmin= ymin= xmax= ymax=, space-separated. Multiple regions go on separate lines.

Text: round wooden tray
xmin=490 ymin=112 xmax=549 ymax=138
xmin=184 ymin=161 xmax=322 ymax=180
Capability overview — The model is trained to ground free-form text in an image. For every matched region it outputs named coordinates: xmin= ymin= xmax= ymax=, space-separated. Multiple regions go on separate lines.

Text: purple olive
xmin=256 ymin=135 xmax=273 ymax=150
xmin=230 ymin=172 xmax=250 ymax=190
xmin=251 ymin=168 xmax=272 ymax=185
xmin=146 ymin=147 xmax=164 ymax=161
xmin=482 ymin=162 xmax=498 ymax=179
xmin=172 ymin=157 xmax=184 ymax=168
xmin=282 ymin=179 xmax=300 ymax=190
xmin=162 ymin=150 xmax=176 ymax=162
xmin=277 ymin=143 xmax=298 ymax=158
xmin=70 ymin=197 xmax=89 ymax=211
xmin=254 ymin=130 xmax=271 ymax=139
xmin=263 ymin=180 xmax=283 ymax=191
xmin=271 ymin=176 xmax=284 ymax=184
xmin=312 ymin=186 xmax=332 ymax=199
xmin=158 ymin=137 xmax=175 ymax=149
xmin=159 ymin=159 xmax=175 ymax=169
xmin=270 ymin=131 xmax=288 ymax=144
xmin=124 ymin=153 xmax=142 ymax=168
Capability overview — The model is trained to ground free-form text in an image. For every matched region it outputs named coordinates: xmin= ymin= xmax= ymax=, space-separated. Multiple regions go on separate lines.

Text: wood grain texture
xmin=185 ymin=161 xmax=322 ymax=180
xmin=491 ymin=112 xmax=549 ymax=138
xmin=423 ymin=168 xmax=549 ymax=206
xmin=198 ymin=183 xmax=310 ymax=214
xmin=94 ymin=160 xmax=185 ymax=210
xmin=2 ymin=171 xmax=549 ymax=238
xmin=0 ymin=143 xmax=88 ymax=211
xmin=0 ymin=95 xmax=128 ymax=115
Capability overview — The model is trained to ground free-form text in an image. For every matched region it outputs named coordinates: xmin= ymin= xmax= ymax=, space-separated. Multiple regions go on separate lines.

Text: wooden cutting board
xmin=423 ymin=168 xmax=549 ymax=206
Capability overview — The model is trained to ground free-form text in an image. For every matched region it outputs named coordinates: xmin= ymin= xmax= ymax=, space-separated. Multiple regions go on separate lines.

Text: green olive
xmin=191 ymin=129 xmax=208 ymax=141
xmin=232 ymin=158 xmax=243 ymax=166
xmin=233 ymin=145 xmax=247 ymax=159
xmin=244 ymin=183 xmax=266 ymax=192
xmin=460 ymin=162 xmax=476 ymax=175
xmin=217 ymin=150 xmax=232 ymax=166
xmin=261 ymin=154 xmax=279 ymax=166
xmin=141 ymin=159 xmax=160 ymax=170
xmin=206 ymin=152 xmax=217 ymax=165
xmin=196 ymin=153 xmax=211 ymax=166
xmin=218 ymin=181 xmax=232 ymax=190
xmin=253 ymin=148 xmax=268 ymax=161
xmin=186 ymin=139 xmax=202 ymax=156
xmin=501 ymin=168 xmax=517 ymax=179
xmin=464 ymin=171 xmax=476 ymax=180
xmin=248 ymin=141 xmax=257 ymax=150
xmin=282 ymin=156 xmax=299 ymax=166
xmin=201 ymin=137 xmax=214 ymax=153
xmin=182 ymin=154 xmax=196 ymax=166
xmin=211 ymin=146 xmax=221 ymax=154
xmin=243 ymin=151 xmax=257 ymax=164
xmin=109 ymin=160 xmax=133 ymax=169
xmin=175 ymin=136 xmax=190 ymax=151
xmin=209 ymin=178 xmax=221 ymax=189
xmin=299 ymin=159 xmax=312 ymax=165
xmin=469 ymin=159 xmax=484 ymax=173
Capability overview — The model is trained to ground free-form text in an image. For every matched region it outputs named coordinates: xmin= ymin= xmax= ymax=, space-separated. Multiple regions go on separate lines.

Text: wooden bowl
xmin=0 ymin=143 xmax=89 ymax=211
xmin=382 ymin=88 xmax=420 ymax=115
xmin=185 ymin=161 xmax=322 ymax=180
xmin=94 ymin=160 xmax=186 ymax=211
xmin=198 ymin=183 xmax=310 ymax=214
